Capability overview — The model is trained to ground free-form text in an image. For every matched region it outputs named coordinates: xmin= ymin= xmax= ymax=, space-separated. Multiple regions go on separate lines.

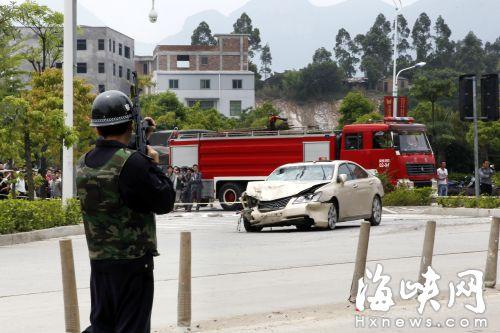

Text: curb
xmin=386 ymin=206 xmax=500 ymax=217
xmin=0 ymin=224 xmax=85 ymax=247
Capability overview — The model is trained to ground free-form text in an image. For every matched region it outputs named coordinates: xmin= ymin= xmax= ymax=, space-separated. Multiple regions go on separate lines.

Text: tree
xmin=411 ymin=13 xmax=432 ymax=62
xmin=484 ymin=37 xmax=500 ymax=73
xmin=410 ymin=69 xmax=456 ymax=144
xmin=260 ymin=43 xmax=272 ymax=80
xmin=357 ymin=14 xmax=392 ymax=88
xmin=0 ymin=4 xmax=24 ymax=99
xmin=432 ymin=16 xmax=455 ymax=68
xmin=354 ymin=112 xmax=383 ymax=124
xmin=313 ymin=47 xmax=332 ymax=64
xmin=296 ymin=62 xmax=344 ymax=100
xmin=334 ymin=28 xmax=358 ymax=77
xmin=338 ymin=91 xmax=375 ymax=126
xmin=396 ymin=14 xmax=413 ymax=71
xmin=140 ymin=92 xmax=187 ymax=130
xmin=0 ymin=69 xmax=94 ymax=199
xmin=455 ymin=32 xmax=485 ymax=74
xmin=233 ymin=13 xmax=261 ymax=58
xmin=191 ymin=21 xmax=217 ymax=46
xmin=14 ymin=1 xmax=63 ymax=73
xmin=466 ymin=121 xmax=500 ymax=161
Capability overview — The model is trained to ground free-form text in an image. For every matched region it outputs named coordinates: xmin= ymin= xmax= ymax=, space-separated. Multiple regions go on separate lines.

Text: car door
xmin=347 ymin=163 xmax=373 ymax=217
xmin=336 ymin=163 xmax=356 ymax=219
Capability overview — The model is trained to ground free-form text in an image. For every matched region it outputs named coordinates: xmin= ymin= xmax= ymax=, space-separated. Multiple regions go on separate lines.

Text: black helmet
xmin=90 ymin=90 xmax=133 ymax=127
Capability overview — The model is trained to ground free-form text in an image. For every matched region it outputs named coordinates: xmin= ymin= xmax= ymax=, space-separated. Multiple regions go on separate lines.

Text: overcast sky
xmin=2 ymin=0 xmax=419 ymax=44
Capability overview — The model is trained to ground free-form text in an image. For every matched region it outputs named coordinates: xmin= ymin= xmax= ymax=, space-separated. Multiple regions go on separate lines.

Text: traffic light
xmin=481 ymin=74 xmax=499 ymax=121
xmin=459 ymin=74 xmax=475 ymax=121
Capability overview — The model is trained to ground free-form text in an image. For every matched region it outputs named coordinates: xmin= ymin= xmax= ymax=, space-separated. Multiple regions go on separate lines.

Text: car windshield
xmin=267 ymin=165 xmax=335 ymax=181
xmin=397 ymin=132 xmax=431 ymax=152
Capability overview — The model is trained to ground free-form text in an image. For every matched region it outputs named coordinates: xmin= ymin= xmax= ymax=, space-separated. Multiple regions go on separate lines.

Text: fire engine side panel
xmin=170 ymin=135 xmax=336 ymax=180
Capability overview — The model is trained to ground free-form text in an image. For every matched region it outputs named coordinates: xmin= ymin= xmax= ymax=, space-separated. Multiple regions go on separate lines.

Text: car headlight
xmin=292 ymin=192 xmax=322 ymax=204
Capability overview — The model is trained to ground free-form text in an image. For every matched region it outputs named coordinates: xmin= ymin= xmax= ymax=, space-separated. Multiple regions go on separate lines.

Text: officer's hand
xmin=147 ymin=146 xmax=160 ymax=164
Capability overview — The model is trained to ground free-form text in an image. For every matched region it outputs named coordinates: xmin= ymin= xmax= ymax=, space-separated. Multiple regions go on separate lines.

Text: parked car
xmin=240 ymin=161 xmax=384 ymax=232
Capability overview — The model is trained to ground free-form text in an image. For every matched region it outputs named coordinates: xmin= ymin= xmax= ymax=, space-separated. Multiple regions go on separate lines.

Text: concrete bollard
xmin=484 ymin=217 xmax=500 ymax=288
xmin=177 ymin=232 xmax=192 ymax=329
xmin=59 ymin=239 xmax=81 ymax=333
xmin=349 ymin=221 xmax=371 ymax=303
xmin=418 ymin=221 xmax=436 ymax=286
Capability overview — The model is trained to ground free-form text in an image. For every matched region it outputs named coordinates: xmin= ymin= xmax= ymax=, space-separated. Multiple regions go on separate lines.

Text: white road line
xmin=382 ymin=207 xmax=398 ymax=214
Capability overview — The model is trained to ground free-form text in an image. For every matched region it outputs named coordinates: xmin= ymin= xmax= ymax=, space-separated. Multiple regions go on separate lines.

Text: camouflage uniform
xmin=76 ymin=148 xmax=158 ymax=260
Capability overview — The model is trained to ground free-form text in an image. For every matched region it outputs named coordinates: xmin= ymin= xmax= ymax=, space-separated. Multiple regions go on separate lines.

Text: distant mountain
xmin=159 ymin=0 xmax=500 ymax=71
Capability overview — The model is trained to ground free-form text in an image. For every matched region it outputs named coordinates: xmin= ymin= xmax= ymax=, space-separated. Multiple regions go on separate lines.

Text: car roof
xmin=277 ymin=160 xmax=366 ymax=168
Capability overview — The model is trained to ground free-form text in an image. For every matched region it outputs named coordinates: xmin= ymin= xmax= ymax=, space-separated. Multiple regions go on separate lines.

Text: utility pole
xmin=472 ymin=76 xmax=480 ymax=198
xmin=391 ymin=1 xmax=401 ymax=117
xmin=62 ymin=0 xmax=76 ymax=203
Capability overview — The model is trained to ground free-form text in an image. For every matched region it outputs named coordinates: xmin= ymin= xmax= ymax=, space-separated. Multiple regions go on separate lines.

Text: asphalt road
xmin=0 ymin=209 xmax=497 ymax=332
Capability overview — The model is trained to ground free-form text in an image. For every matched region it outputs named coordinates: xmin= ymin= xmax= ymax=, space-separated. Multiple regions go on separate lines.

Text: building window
xmin=119 ymin=65 xmax=123 ymax=78
xmin=76 ymin=62 xmax=87 ymax=74
xmin=232 ymin=79 xmax=243 ymax=89
xmin=169 ymin=79 xmax=179 ymax=89
xmin=143 ymin=63 xmax=148 ymax=75
xmin=201 ymin=56 xmax=208 ymax=66
xmin=127 ymin=68 xmax=131 ymax=81
xmin=55 ymin=62 xmax=62 ymax=69
xmin=113 ymin=63 xmax=116 ymax=76
xmin=98 ymin=39 xmax=105 ymax=51
xmin=113 ymin=40 xmax=115 ymax=53
xmin=98 ymin=62 xmax=105 ymax=74
xmin=109 ymin=39 xmax=111 ymax=51
xmin=118 ymin=43 xmax=122 ymax=56
xmin=124 ymin=46 xmax=130 ymax=59
xmin=344 ymin=133 xmax=363 ymax=150
xmin=200 ymin=79 xmax=211 ymax=89
xmin=76 ymin=39 xmax=86 ymax=50
xmin=230 ymin=101 xmax=242 ymax=116
xmin=188 ymin=100 xmax=215 ymax=110
xmin=177 ymin=55 xmax=190 ymax=68
xmin=98 ymin=84 xmax=105 ymax=93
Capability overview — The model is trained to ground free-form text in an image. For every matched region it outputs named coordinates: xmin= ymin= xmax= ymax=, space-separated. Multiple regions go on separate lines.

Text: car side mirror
xmin=338 ymin=174 xmax=348 ymax=184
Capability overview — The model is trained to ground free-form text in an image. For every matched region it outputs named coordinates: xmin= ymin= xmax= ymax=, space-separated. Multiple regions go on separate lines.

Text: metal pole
xmin=177 ymin=232 xmax=192 ymax=329
xmin=62 ymin=0 xmax=76 ymax=203
xmin=484 ymin=217 xmax=500 ymax=288
xmin=472 ymin=76 xmax=480 ymax=198
xmin=349 ymin=221 xmax=371 ymax=303
xmin=392 ymin=6 xmax=399 ymax=117
xmin=418 ymin=221 xmax=436 ymax=285
xmin=59 ymin=239 xmax=81 ymax=333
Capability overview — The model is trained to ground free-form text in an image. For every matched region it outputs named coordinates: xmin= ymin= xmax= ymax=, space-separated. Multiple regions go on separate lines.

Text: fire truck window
xmin=344 ymin=134 xmax=363 ymax=150
xmin=347 ymin=163 xmax=368 ymax=179
xmin=338 ymin=164 xmax=354 ymax=181
xmin=372 ymin=131 xmax=392 ymax=149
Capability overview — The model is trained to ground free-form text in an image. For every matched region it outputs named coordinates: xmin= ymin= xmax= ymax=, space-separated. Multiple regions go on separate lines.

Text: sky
xmin=1 ymin=0 xmax=419 ymax=44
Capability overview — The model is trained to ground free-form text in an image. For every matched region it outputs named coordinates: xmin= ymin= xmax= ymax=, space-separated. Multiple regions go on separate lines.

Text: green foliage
xmin=334 ymin=28 xmax=358 ymax=78
xmin=377 ymin=172 xmax=395 ymax=194
xmin=140 ymin=91 xmax=186 ymax=130
xmin=455 ymin=32 xmax=485 ymax=74
xmin=0 ymin=199 xmax=81 ymax=235
xmin=383 ymin=187 xmax=434 ymax=206
xmin=354 ymin=112 xmax=383 ymax=124
xmin=466 ymin=121 xmax=500 ymax=162
xmin=313 ymin=47 xmax=333 ymax=64
xmin=191 ymin=21 xmax=217 ymax=46
xmin=411 ymin=12 xmax=432 ymax=62
xmin=437 ymin=196 xmax=500 ymax=209
xmin=238 ymin=102 xmax=285 ymax=130
xmin=233 ymin=13 xmax=261 ymax=58
xmin=260 ymin=43 xmax=272 ymax=80
xmin=338 ymin=91 xmax=375 ymax=126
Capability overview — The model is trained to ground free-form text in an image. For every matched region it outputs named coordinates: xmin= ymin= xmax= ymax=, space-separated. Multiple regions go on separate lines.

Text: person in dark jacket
xmin=190 ymin=164 xmax=203 ymax=211
xmin=78 ymin=90 xmax=175 ymax=333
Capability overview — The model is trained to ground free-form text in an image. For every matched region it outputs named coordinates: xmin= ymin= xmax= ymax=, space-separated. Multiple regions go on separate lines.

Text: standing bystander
xmin=479 ymin=160 xmax=495 ymax=195
xmin=437 ymin=161 xmax=448 ymax=197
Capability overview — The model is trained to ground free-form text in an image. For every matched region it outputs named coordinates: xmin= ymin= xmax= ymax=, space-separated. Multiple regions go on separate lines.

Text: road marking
xmin=382 ymin=207 xmax=398 ymax=214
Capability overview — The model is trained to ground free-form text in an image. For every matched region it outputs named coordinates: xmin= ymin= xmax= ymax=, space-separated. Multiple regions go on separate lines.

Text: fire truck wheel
xmin=327 ymin=203 xmax=338 ymax=230
xmin=368 ymin=196 xmax=382 ymax=226
xmin=218 ymin=183 xmax=244 ymax=211
xmin=243 ymin=217 xmax=263 ymax=232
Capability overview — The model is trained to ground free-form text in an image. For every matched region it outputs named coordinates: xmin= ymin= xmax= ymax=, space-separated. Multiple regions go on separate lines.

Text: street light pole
xmin=62 ymin=0 xmax=76 ymax=203
xmin=392 ymin=62 xmax=427 ymax=117
xmin=391 ymin=0 xmax=402 ymax=117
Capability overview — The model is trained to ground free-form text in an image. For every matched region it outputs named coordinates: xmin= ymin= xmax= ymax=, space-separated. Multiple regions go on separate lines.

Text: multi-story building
xmin=136 ymin=34 xmax=255 ymax=117
xmin=17 ymin=26 xmax=135 ymax=94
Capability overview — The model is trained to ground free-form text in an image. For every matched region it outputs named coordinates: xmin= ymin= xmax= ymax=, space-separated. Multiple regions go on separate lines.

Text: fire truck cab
xmin=168 ymin=117 xmax=436 ymax=211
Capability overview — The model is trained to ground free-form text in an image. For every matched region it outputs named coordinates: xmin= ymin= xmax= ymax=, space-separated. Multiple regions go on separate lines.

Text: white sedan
xmin=240 ymin=161 xmax=384 ymax=232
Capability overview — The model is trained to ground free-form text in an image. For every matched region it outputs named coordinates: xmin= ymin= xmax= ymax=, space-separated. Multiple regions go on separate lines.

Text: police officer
xmin=77 ymin=90 xmax=175 ymax=333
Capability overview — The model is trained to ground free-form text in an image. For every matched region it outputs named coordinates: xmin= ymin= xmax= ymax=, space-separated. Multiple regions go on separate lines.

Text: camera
xmin=149 ymin=8 xmax=158 ymax=23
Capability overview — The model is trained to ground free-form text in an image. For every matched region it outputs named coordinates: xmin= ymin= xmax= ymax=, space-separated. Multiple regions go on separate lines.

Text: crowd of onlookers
xmin=437 ymin=160 xmax=495 ymax=196
xmin=0 ymin=162 xmax=62 ymax=199
xmin=166 ymin=164 xmax=204 ymax=211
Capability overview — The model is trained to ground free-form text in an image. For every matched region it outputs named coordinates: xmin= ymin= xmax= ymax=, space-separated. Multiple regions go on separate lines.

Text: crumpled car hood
xmin=246 ymin=180 xmax=328 ymax=201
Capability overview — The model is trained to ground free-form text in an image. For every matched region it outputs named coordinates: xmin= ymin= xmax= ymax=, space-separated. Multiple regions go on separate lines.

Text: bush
xmin=383 ymin=187 xmax=434 ymax=206
xmin=0 ymin=199 xmax=81 ymax=235
xmin=437 ymin=196 xmax=500 ymax=209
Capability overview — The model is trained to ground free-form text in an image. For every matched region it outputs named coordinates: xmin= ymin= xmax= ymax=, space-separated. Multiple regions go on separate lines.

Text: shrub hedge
xmin=437 ymin=196 xmax=500 ymax=209
xmin=383 ymin=187 xmax=434 ymax=206
xmin=0 ymin=199 xmax=81 ymax=235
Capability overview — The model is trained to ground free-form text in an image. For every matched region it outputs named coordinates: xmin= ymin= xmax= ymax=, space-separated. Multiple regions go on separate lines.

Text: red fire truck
xmin=169 ymin=117 xmax=436 ymax=210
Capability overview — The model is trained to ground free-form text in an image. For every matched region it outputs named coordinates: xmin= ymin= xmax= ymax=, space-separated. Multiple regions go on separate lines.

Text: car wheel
xmin=243 ymin=217 xmax=263 ymax=233
xmin=327 ymin=203 xmax=337 ymax=230
xmin=218 ymin=183 xmax=244 ymax=211
xmin=368 ymin=196 xmax=382 ymax=226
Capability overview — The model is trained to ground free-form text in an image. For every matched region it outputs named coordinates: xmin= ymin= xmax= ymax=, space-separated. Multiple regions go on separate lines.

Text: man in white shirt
xmin=437 ymin=161 xmax=448 ymax=196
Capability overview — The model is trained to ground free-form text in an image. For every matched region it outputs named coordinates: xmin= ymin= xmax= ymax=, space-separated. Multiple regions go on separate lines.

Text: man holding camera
xmin=77 ymin=90 xmax=175 ymax=333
